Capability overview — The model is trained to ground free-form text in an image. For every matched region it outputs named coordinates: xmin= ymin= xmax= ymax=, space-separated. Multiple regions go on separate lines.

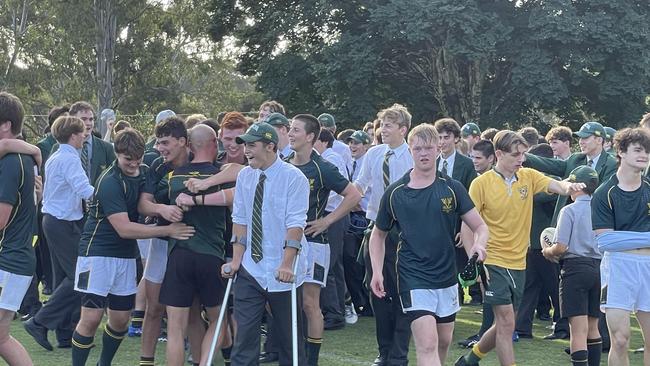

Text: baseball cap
xmin=574 ymin=121 xmax=606 ymax=139
xmin=604 ymin=126 xmax=616 ymax=141
xmin=235 ymin=122 xmax=278 ymax=144
xmin=346 ymin=130 xmax=371 ymax=145
xmin=155 ymin=109 xmax=176 ymax=124
xmin=461 ymin=122 xmax=481 ymax=137
xmin=317 ymin=113 xmax=336 ymax=128
xmin=265 ymin=112 xmax=290 ymax=127
xmin=568 ymin=165 xmax=599 ymax=193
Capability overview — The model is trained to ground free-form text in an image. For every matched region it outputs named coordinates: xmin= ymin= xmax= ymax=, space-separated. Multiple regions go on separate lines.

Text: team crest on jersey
xmin=518 ymin=185 xmax=529 ymax=200
xmin=309 ymin=178 xmax=315 ymax=191
xmin=441 ymin=197 xmax=454 ymax=213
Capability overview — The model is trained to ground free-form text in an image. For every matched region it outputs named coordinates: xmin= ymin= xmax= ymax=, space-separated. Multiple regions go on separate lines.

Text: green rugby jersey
xmin=592 ymin=175 xmax=650 ymax=232
xmin=0 ymin=153 xmax=36 ymax=276
xmin=166 ymin=161 xmax=231 ymax=259
xmin=79 ymin=163 xmax=148 ymax=258
xmin=287 ymin=150 xmax=349 ymax=244
xmin=375 ymin=171 xmax=474 ymax=292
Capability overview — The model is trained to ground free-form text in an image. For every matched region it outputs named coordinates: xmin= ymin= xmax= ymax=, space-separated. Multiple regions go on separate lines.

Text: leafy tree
xmin=208 ymin=0 xmax=650 ymax=129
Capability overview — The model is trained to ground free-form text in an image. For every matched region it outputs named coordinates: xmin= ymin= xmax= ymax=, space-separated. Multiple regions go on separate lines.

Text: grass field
xmin=4 ymin=305 xmax=646 ymax=365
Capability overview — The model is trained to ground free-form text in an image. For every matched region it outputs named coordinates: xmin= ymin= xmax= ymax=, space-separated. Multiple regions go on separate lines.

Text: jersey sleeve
xmin=143 ymin=158 xmax=164 ymax=195
xmin=374 ymin=187 xmax=395 ymax=232
xmin=591 ymin=188 xmax=614 ymax=230
xmin=97 ymin=176 xmax=128 ymax=217
xmin=528 ymin=168 xmax=553 ymax=195
xmin=322 ymin=160 xmax=349 ymax=194
xmin=0 ymin=155 xmax=20 ymax=206
xmin=554 ymin=205 xmax=574 ymax=246
xmin=451 ymin=180 xmax=475 ymax=216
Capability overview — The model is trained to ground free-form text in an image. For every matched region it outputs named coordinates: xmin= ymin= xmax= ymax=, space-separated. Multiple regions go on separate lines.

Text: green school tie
xmin=383 ymin=150 xmax=394 ymax=189
xmin=81 ymin=141 xmax=90 ymax=178
xmin=251 ymin=173 xmax=266 ymax=263
xmin=442 ymin=159 xmax=448 ymax=176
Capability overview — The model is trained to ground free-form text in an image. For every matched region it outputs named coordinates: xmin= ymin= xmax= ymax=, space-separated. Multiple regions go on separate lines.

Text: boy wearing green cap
xmin=542 ymin=166 xmax=602 ymax=366
xmin=524 ymin=121 xmax=617 ymax=226
xmin=461 ymin=122 xmax=482 ymax=153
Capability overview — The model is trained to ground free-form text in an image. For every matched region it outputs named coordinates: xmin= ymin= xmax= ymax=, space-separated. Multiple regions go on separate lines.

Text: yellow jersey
xmin=469 ymin=168 xmax=551 ymax=269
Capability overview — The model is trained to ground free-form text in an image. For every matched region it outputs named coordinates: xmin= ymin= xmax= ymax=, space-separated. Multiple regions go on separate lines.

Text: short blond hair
xmin=407 ymin=123 xmax=438 ymax=145
xmin=377 ymin=103 xmax=412 ymax=130
xmin=51 ymin=116 xmax=84 ymax=143
xmin=185 ymin=114 xmax=207 ymax=129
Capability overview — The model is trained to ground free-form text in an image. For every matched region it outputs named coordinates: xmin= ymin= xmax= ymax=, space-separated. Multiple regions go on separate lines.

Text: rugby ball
xmin=539 ymin=227 xmax=556 ymax=249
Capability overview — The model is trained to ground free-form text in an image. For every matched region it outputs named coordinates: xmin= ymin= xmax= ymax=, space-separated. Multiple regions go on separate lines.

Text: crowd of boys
xmin=0 ymin=90 xmax=648 ymax=366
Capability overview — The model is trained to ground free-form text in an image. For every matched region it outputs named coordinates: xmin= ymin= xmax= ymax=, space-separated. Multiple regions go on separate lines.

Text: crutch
xmin=290 ymin=254 xmax=300 ymax=366
xmin=205 ymin=264 xmax=235 ymax=366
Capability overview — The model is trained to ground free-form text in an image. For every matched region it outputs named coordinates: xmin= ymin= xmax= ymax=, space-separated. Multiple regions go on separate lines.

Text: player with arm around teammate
xmin=70 ymin=129 xmax=194 ymax=366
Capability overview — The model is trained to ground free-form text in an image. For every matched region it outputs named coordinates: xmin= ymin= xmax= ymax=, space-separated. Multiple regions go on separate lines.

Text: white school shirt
xmin=231 ymin=157 xmax=309 ymax=292
xmin=354 ymin=141 xmax=413 ymax=221
xmin=42 ymin=144 xmax=95 ymax=221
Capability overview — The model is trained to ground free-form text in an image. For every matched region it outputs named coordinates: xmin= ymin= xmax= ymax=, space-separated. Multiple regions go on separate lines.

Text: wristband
xmin=230 ymin=234 xmax=247 ymax=248
xmin=284 ymin=239 xmax=302 ymax=250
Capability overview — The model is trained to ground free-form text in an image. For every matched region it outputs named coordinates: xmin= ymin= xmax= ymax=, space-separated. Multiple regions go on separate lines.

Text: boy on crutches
xmin=223 ymin=122 xmax=309 ymax=365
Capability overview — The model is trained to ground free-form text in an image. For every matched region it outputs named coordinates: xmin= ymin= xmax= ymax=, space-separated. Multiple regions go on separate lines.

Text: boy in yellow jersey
xmin=456 ymin=130 xmax=585 ymax=366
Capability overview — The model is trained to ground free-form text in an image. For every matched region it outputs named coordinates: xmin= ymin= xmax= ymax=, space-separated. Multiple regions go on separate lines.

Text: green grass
xmin=4 ymin=306 xmax=646 ymax=365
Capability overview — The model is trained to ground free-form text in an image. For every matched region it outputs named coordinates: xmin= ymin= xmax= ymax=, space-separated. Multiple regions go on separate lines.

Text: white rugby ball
xmin=539 ymin=227 xmax=556 ymax=249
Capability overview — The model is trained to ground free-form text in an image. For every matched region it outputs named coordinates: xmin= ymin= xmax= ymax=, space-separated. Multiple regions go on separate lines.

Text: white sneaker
xmin=345 ymin=304 xmax=358 ymax=324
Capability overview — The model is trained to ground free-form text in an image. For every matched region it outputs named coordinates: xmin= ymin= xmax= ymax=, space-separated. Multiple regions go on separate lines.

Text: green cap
xmin=574 ymin=121 xmax=606 ymax=139
xmin=265 ymin=112 xmax=289 ymax=127
xmin=568 ymin=165 xmax=599 ymax=192
xmin=235 ymin=122 xmax=278 ymax=145
xmin=317 ymin=113 xmax=336 ymax=128
xmin=346 ymin=130 xmax=371 ymax=145
xmin=461 ymin=122 xmax=481 ymax=137
xmin=604 ymin=126 xmax=616 ymax=141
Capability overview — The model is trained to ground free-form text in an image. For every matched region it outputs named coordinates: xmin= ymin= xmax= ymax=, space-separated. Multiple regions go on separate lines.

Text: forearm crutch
xmin=291 ymin=255 xmax=300 ymax=366
xmin=206 ymin=264 xmax=234 ymax=366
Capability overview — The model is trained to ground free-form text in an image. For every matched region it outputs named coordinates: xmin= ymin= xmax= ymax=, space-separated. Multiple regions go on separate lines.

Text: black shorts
xmin=159 ymin=247 xmax=226 ymax=308
xmin=559 ymin=257 xmax=601 ymax=318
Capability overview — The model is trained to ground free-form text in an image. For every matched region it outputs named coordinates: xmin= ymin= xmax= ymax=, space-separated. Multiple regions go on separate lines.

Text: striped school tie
xmin=383 ymin=150 xmax=394 ymax=189
xmin=442 ymin=160 xmax=448 ymax=176
xmin=81 ymin=141 xmax=90 ymax=177
xmin=251 ymin=173 xmax=266 ymax=263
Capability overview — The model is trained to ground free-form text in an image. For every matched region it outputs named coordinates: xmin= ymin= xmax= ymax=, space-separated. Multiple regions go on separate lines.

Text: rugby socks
xmin=570 ymin=350 xmax=588 ymax=366
xmin=139 ymin=356 xmax=155 ymax=366
xmin=98 ymin=325 xmax=127 ymax=365
xmin=464 ymin=343 xmax=486 ymax=364
xmin=306 ymin=337 xmax=322 ymax=366
xmin=221 ymin=346 xmax=232 ymax=365
xmin=587 ymin=338 xmax=602 ymax=366
xmin=71 ymin=331 xmax=94 ymax=366
xmin=131 ymin=310 xmax=145 ymax=328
